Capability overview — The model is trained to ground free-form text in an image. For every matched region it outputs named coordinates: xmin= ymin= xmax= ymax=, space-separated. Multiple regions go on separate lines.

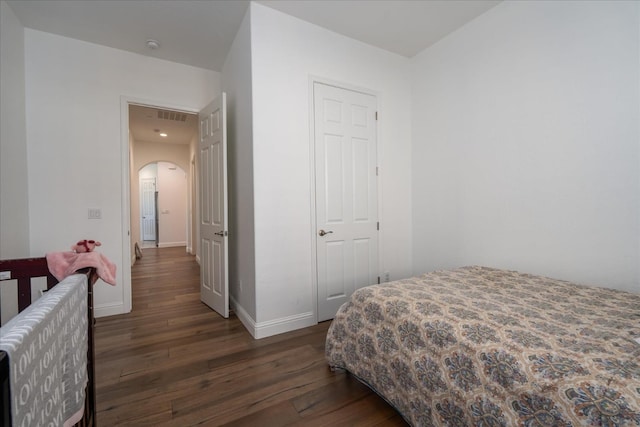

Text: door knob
xmin=318 ymin=229 xmax=333 ymax=236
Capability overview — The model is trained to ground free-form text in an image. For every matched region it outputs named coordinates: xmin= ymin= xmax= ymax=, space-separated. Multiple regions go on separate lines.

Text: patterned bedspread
xmin=325 ymin=266 xmax=640 ymax=426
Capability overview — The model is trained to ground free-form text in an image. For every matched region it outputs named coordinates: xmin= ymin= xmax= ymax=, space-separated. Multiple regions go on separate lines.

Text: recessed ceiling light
xmin=146 ymin=39 xmax=160 ymax=50
xmin=159 ymin=133 xmax=168 ymax=137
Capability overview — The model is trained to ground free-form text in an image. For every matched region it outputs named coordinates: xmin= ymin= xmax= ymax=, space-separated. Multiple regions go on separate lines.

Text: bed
xmin=325 ymin=266 xmax=640 ymax=426
xmin=0 ymin=257 xmax=97 ymax=427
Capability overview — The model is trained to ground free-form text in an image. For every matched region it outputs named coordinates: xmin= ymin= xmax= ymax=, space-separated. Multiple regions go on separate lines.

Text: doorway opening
xmin=129 ymin=104 xmax=198 ymax=257
xmin=139 ymin=168 xmax=158 ymax=248
xmin=121 ymin=100 xmax=200 ymax=314
xmin=121 ymin=95 xmax=228 ymax=319
xmin=139 ymin=162 xmax=188 ymax=249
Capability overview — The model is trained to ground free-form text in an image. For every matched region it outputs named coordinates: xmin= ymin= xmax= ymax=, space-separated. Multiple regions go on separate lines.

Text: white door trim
xmin=119 ymin=95 xmax=200 ymax=315
xmin=307 ymin=76 xmax=382 ymax=323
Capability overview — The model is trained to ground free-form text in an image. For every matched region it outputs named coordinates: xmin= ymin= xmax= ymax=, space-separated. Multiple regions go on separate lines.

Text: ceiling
xmin=129 ymin=105 xmax=197 ymax=146
xmin=259 ymin=0 xmax=501 ymax=58
xmin=7 ymin=0 xmax=501 ymax=145
xmin=7 ymin=0 xmax=250 ymax=71
xmin=7 ymin=0 xmax=501 ymax=72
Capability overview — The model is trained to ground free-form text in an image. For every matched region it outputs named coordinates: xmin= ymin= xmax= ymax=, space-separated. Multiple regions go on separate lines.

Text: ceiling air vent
xmin=157 ymin=109 xmax=187 ymax=122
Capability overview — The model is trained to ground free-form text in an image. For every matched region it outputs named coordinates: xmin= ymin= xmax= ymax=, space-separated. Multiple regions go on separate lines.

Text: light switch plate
xmin=88 ymin=208 xmax=102 ymax=219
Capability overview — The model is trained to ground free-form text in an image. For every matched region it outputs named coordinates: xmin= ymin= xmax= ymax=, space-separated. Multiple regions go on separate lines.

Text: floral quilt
xmin=325 ymin=266 xmax=640 ymax=426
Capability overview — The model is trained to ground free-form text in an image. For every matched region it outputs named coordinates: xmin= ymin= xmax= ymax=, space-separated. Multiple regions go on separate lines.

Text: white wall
xmin=0 ymin=1 xmax=29 ymax=258
xmin=249 ymin=3 xmax=413 ymax=336
xmin=139 ymin=163 xmax=158 ymax=179
xmin=222 ymin=8 xmax=257 ymax=321
xmin=24 ymin=29 xmax=219 ymax=317
xmin=412 ymin=0 xmax=640 ymax=293
xmin=0 ymin=0 xmax=29 ymax=324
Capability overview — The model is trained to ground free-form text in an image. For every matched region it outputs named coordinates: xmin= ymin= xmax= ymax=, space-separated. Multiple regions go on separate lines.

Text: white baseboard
xmin=254 ymin=311 xmax=316 ymax=339
xmin=230 ymin=295 xmax=256 ymax=336
xmin=94 ymin=302 xmax=127 ymax=318
xmin=158 ymin=241 xmax=187 ymax=248
xmin=230 ymin=295 xmax=316 ymax=339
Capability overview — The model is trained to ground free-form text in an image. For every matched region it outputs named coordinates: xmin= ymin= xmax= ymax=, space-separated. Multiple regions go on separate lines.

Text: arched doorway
xmin=138 ymin=162 xmax=188 ymax=248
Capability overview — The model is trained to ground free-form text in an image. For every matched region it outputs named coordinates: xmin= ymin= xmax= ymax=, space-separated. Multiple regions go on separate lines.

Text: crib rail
xmin=1 ymin=351 xmax=9 ymax=427
xmin=0 ymin=257 xmax=97 ymax=427
xmin=0 ymin=257 xmax=58 ymax=312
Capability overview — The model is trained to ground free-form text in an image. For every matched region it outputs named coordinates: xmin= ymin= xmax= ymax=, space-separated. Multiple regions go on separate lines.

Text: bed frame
xmin=0 ymin=257 xmax=97 ymax=427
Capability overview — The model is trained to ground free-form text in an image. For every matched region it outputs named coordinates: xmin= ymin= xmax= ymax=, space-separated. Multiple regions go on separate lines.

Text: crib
xmin=0 ymin=257 xmax=97 ymax=427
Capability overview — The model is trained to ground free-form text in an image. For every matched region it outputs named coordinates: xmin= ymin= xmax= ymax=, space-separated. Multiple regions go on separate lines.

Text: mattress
xmin=325 ymin=266 xmax=640 ymax=426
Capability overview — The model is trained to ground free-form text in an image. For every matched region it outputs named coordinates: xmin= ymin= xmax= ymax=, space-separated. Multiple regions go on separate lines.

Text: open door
xmin=198 ymin=93 xmax=229 ymax=318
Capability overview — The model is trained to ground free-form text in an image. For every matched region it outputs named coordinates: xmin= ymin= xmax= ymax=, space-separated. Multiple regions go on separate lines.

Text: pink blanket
xmin=46 ymin=251 xmax=117 ymax=286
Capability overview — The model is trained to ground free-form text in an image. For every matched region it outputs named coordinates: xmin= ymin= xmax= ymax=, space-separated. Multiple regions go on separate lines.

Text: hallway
xmin=93 ymin=247 xmax=406 ymax=426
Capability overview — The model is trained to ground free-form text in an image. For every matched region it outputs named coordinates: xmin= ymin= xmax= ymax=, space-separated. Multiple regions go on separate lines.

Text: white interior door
xmin=141 ymin=177 xmax=156 ymax=241
xmin=314 ymin=82 xmax=378 ymax=322
xmin=198 ymin=93 xmax=229 ymax=318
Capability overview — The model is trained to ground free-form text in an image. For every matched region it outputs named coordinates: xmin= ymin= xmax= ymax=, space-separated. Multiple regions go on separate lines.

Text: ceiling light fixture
xmin=146 ymin=39 xmax=160 ymax=50
xmin=159 ymin=133 xmax=168 ymax=137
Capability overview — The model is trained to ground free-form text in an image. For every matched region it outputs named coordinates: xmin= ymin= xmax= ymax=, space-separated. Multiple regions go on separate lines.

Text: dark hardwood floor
xmin=94 ymin=247 xmax=408 ymax=426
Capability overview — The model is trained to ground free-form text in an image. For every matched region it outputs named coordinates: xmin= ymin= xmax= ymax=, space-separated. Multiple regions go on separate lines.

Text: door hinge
xmin=377 ymin=222 xmax=379 ymax=230
xmin=375 ymin=111 xmax=378 ymax=120
xmin=377 ymin=276 xmax=381 ymax=284
xmin=376 ymin=166 xmax=379 ymax=176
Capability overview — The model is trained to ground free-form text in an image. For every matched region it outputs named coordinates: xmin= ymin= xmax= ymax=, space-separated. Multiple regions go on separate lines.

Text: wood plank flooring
xmin=94 ymin=247 xmax=408 ymax=426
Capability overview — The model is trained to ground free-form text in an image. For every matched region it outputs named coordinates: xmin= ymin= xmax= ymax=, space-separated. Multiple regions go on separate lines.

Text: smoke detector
xmin=145 ymin=39 xmax=160 ymax=50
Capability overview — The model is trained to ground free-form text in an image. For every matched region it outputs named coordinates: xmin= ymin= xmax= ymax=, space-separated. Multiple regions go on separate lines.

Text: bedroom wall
xmin=221 ymin=8 xmax=257 ymax=321
xmin=249 ymin=3 xmax=413 ymax=336
xmin=0 ymin=0 xmax=29 ymax=324
xmin=24 ymin=29 xmax=219 ymax=317
xmin=0 ymin=1 xmax=29 ymax=260
xmin=412 ymin=0 xmax=640 ymax=293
